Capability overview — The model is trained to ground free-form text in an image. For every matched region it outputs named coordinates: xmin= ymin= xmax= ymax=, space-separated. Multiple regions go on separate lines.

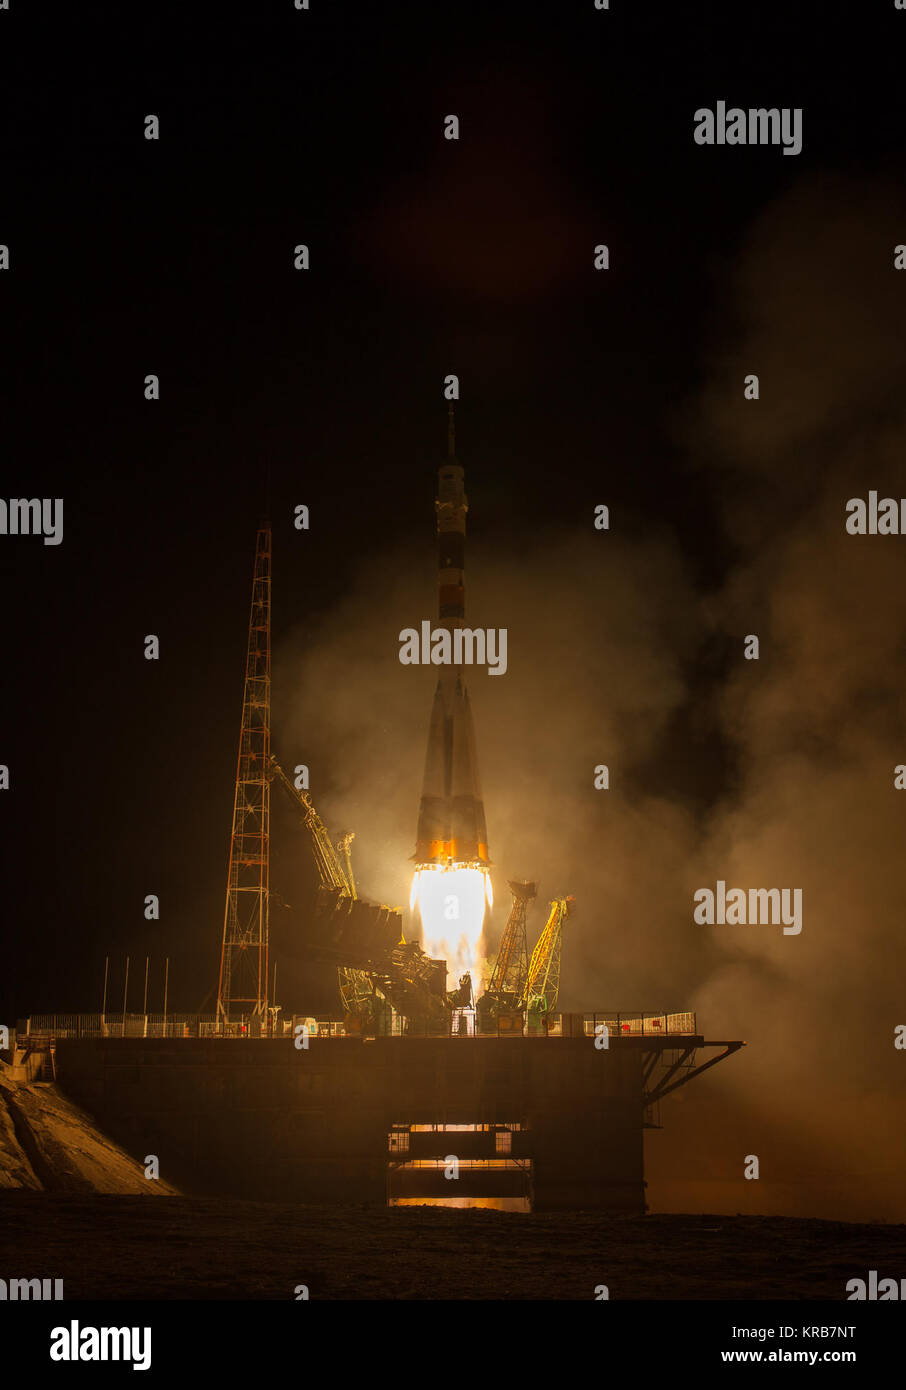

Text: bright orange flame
xmin=411 ymin=865 xmax=491 ymax=996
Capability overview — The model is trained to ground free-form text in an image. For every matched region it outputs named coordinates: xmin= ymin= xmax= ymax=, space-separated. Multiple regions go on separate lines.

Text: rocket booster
xmin=414 ymin=410 xmax=491 ymax=867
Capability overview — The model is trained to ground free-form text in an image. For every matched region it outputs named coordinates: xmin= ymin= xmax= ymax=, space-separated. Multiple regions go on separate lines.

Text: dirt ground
xmin=2 ymin=1192 xmax=904 ymax=1299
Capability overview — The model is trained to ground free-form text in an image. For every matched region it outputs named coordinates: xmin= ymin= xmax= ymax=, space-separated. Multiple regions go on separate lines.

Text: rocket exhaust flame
xmin=411 ymin=864 xmax=491 ymax=998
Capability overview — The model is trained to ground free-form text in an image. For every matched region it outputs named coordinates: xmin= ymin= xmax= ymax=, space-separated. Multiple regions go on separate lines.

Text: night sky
xmin=2 ymin=2 xmax=906 ymax=1219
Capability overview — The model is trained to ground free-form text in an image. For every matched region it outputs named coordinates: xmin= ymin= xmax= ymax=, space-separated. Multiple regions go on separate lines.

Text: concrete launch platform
xmin=52 ymin=1028 xmax=741 ymax=1212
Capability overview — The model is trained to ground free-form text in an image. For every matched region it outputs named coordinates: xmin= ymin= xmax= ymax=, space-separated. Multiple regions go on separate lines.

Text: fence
xmin=24 ymin=1013 xmax=297 ymax=1040
xmin=22 ymin=1009 xmax=697 ymax=1041
xmin=578 ymin=1011 xmax=697 ymax=1037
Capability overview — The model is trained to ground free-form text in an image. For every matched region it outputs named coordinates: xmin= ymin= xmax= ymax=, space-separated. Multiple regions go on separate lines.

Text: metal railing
xmin=25 ymin=1013 xmax=298 ymax=1040
xmin=23 ymin=1009 xmax=697 ymax=1041
xmin=576 ymin=1011 xmax=697 ymax=1037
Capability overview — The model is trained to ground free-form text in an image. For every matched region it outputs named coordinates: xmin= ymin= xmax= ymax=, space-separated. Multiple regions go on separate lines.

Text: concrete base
xmin=55 ymin=1037 xmax=646 ymax=1211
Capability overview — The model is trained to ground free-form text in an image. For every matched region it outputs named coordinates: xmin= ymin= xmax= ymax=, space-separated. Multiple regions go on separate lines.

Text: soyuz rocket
xmin=413 ymin=410 xmax=491 ymax=870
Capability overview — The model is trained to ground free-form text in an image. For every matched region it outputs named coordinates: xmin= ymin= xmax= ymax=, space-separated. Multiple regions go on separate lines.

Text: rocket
xmin=413 ymin=409 xmax=491 ymax=869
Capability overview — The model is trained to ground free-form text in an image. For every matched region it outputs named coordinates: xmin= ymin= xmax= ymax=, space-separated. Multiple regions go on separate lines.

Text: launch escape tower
xmin=217 ymin=524 xmax=271 ymax=1023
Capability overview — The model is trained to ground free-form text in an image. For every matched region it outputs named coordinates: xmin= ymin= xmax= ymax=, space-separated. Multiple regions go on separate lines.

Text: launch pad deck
xmin=44 ymin=1028 xmax=743 ymax=1213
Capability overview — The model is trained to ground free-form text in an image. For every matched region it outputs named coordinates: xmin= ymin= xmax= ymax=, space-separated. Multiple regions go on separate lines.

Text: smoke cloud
xmin=667 ymin=173 xmax=906 ymax=1222
xmin=277 ymin=527 xmax=701 ymax=1003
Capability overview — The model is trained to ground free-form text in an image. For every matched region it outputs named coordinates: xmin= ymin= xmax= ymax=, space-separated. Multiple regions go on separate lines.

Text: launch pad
xmin=35 ymin=1016 xmax=742 ymax=1214
xmin=7 ymin=415 xmax=743 ymax=1216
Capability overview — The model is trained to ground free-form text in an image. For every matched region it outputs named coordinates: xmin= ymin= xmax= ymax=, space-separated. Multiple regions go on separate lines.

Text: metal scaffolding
xmin=217 ymin=525 xmax=271 ymax=1022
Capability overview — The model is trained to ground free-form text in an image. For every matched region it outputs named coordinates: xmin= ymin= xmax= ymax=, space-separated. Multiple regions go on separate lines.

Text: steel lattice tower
xmin=487 ymin=880 xmax=536 ymax=999
xmin=217 ymin=525 xmax=271 ymax=1023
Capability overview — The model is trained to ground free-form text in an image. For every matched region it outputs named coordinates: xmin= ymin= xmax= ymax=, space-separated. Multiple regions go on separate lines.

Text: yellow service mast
xmin=523 ymin=896 xmax=574 ymax=1030
xmin=477 ymin=880 xmax=536 ymax=1031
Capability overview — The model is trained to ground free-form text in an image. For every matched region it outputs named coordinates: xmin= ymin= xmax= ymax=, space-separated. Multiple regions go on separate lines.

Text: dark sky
xmin=2 ymin=2 xmax=906 ymax=1218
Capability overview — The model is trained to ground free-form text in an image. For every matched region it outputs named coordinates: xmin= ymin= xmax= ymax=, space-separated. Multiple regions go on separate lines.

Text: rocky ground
xmin=0 ymin=1076 xmax=179 ymax=1196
